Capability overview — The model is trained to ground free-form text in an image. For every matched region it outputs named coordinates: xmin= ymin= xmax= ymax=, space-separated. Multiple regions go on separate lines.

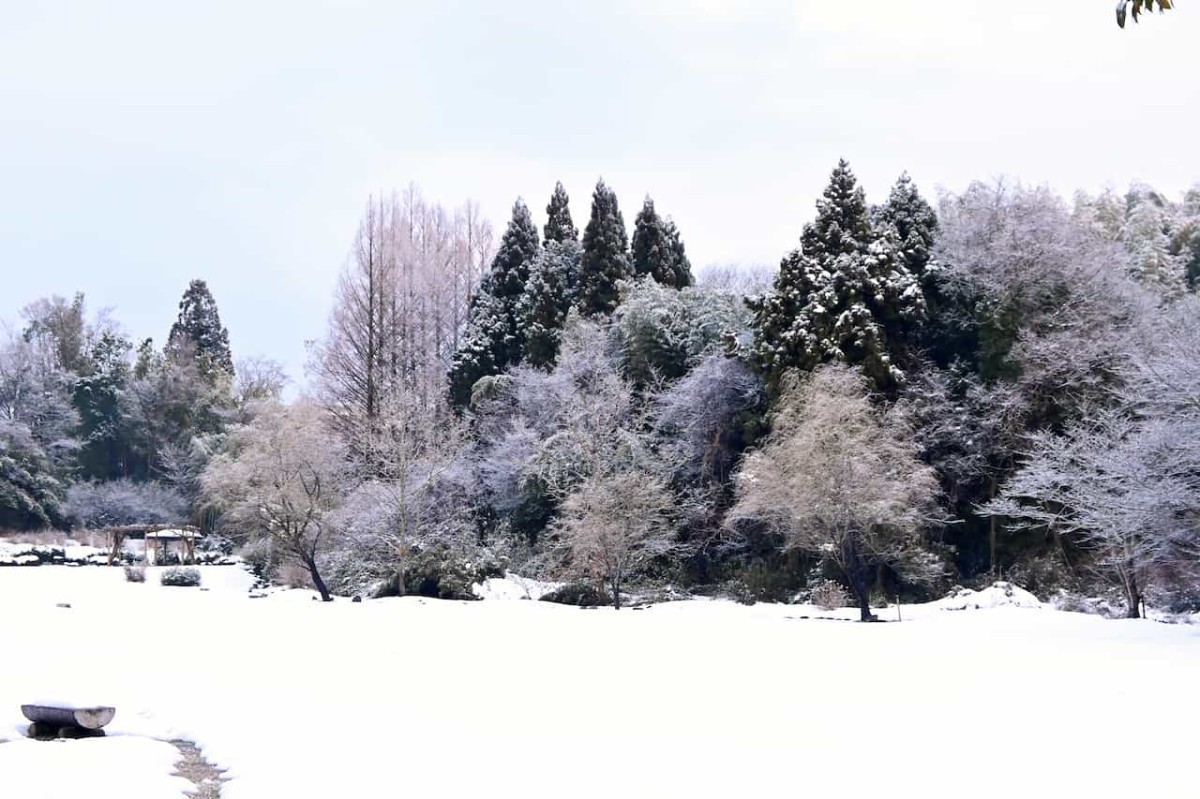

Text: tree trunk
xmin=989 ymin=477 xmax=998 ymax=579
xmin=611 ymin=576 xmax=622 ymax=610
xmin=841 ymin=538 xmax=875 ymax=622
xmin=303 ymin=555 xmax=333 ymax=602
xmin=1123 ymin=571 xmax=1141 ymax=619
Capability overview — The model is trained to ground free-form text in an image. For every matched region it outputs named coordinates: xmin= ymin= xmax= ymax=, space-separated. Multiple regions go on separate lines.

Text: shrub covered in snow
xmin=160 ymin=567 xmax=201 ymax=587
xmin=124 ymin=564 xmax=146 ymax=583
xmin=540 ymin=582 xmax=611 ymax=607
xmin=395 ymin=544 xmax=506 ymax=601
xmin=809 ymin=580 xmax=850 ymax=610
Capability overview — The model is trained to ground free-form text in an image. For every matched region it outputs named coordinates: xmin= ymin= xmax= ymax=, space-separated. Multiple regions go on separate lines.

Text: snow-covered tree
xmin=64 ymin=479 xmax=187 ymax=529
xmin=577 ymin=180 xmax=631 ymax=316
xmin=876 ymin=172 xmax=938 ymax=280
xmin=449 ymin=200 xmax=540 ymax=406
xmin=655 ymin=353 xmax=762 ymax=488
xmin=935 ymin=181 xmax=1143 ymax=424
xmin=335 ymin=384 xmax=472 ymax=595
xmin=543 ymin=181 xmax=578 ymax=245
xmin=728 ymin=365 xmax=942 ymax=620
xmin=518 ymin=241 xmax=581 ymax=369
xmin=983 ymin=411 xmax=1197 ymax=618
xmin=314 ymin=190 xmax=494 ymax=427
xmin=631 ymin=197 xmax=694 ymax=288
xmin=553 ymin=469 xmax=675 ymax=609
xmin=750 ymin=160 xmax=925 ymax=393
xmin=201 ymin=401 xmax=348 ymax=601
xmin=613 ymin=279 xmax=747 ymax=387
xmin=166 ymin=279 xmax=234 ymax=381
xmin=1123 ymin=187 xmax=1186 ymax=297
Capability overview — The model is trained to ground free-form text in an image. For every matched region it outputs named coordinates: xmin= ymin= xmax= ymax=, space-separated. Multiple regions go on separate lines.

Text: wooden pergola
xmin=104 ymin=524 xmax=202 ymax=566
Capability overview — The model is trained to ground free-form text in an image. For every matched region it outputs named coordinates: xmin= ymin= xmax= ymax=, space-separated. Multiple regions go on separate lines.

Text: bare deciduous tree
xmin=310 ymin=188 xmax=494 ymax=456
xmin=336 ymin=384 xmax=472 ymax=595
xmin=553 ymin=470 xmax=675 ymax=609
xmin=201 ymin=401 xmax=347 ymax=601
xmin=728 ymin=365 xmax=942 ymax=621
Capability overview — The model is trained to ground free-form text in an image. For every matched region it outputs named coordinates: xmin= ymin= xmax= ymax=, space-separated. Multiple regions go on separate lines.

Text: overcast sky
xmin=2 ymin=1 xmax=1197 ymax=386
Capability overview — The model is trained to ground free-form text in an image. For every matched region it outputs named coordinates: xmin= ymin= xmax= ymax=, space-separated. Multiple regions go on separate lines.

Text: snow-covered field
xmin=1 ymin=567 xmax=1198 ymax=799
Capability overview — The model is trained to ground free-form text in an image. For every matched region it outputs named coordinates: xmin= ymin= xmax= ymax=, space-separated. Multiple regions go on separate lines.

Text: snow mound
xmin=933 ymin=582 xmax=1042 ymax=611
xmin=472 ymin=574 xmax=563 ymax=601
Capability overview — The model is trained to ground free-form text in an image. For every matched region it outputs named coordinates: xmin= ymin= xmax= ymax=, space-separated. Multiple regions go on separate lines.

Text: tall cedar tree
xmin=166 ymin=280 xmax=233 ymax=380
xmin=544 ymin=181 xmax=579 ymax=245
xmin=520 ymin=241 xmax=582 ymax=369
xmin=749 ymin=160 xmax=925 ymax=393
xmin=632 ymin=197 xmax=694 ymax=288
xmin=577 ymin=180 xmax=631 ymax=316
xmin=876 ymin=172 xmax=940 ymax=358
xmin=448 ymin=200 xmax=540 ymax=407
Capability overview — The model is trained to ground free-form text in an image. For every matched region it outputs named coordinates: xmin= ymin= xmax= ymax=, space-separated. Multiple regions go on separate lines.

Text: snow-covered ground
xmin=1 ymin=567 xmax=1198 ymax=799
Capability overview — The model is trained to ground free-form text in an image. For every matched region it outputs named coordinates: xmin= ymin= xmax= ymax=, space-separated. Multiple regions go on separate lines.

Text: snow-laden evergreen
xmin=577 ymin=180 xmax=631 ymax=316
xmin=449 ymin=200 xmax=540 ymax=407
xmin=519 ymin=240 xmax=582 ymax=369
xmin=750 ymin=160 xmax=925 ymax=392
xmin=543 ymin=181 xmax=579 ymax=245
xmin=631 ymin=197 xmax=694 ymax=288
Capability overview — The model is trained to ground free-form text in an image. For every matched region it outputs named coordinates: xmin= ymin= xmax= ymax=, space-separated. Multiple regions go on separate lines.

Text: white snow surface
xmin=930 ymin=580 xmax=1043 ymax=611
xmin=1 ymin=567 xmax=1198 ymax=799
xmin=471 ymin=573 xmax=563 ymax=600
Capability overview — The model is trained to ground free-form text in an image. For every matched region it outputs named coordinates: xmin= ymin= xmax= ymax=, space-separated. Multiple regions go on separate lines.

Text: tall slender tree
xmin=519 ymin=241 xmax=582 ymax=369
xmin=577 ymin=180 xmax=631 ymax=316
xmin=631 ymin=197 xmax=693 ymax=288
xmin=544 ymin=181 xmax=578 ymax=245
xmin=448 ymin=200 xmax=540 ymax=406
xmin=166 ymin=279 xmax=233 ymax=380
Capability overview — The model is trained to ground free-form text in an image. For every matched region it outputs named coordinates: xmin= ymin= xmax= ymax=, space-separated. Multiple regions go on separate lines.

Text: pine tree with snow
xmin=631 ymin=197 xmax=695 ymax=289
xmin=448 ymin=201 xmax=541 ymax=407
xmin=577 ymin=180 xmax=631 ymax=316
xmin=520 ymin=241 xmax=582 ymax=369
xmin=664 ymin=218 xmax=694 ymax=288
xmin=749 ymin=160 xmax=925 ymax=393
xmin=448 ymin=276 xmax=508 ymax=408
xmin=877 ymin=172 xmax=938 ymax=279
xmin=544 ymin=181 xmax=579 ymax=245
xmin=166 ymin=279 xmax=233 ymax=381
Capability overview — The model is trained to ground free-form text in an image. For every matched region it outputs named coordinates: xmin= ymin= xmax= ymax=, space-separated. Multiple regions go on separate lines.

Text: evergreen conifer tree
xmin=750 ymin=160 xmax=925 ymax=393
xmin=577 ymin=180 xmax=630 ymax=316
xmin=877 ymin=172 xmax=938 ymax=279
xmin=632 ymin=197 xmax=694 ymax=288
xmin=166 ymin=280 xmax=233 ymax=380
xmin=447 ymin=200 xmax=540 ymax=406
xmin=519 ymin=241 xmax=582 ymax=368
xmin=544 ymin=181 xmax=579 ymax=245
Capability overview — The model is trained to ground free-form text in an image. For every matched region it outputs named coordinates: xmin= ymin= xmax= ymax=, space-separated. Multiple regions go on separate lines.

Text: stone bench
xmin=22 ymin=704 xmax=115 ymax=739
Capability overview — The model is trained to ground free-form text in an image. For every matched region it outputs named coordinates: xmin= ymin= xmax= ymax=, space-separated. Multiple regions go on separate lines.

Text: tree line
xmin=3 ymin=167 xmax=1198 ymax=618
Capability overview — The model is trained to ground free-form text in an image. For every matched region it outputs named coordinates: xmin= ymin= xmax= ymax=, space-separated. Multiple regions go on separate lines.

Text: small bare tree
xmin=554 ymin=470 xmax=675 ymax=609
xmin=336 ymin=384 xmax=471 ymax=595
xmin=728 ymin=365 xmax=942 ymax=621
xmin=201 ymin=401 xmax=347 ymax=601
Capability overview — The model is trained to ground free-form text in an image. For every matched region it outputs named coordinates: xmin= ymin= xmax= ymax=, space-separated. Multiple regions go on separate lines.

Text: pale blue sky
xmin=2 ymin=1 xmax=1197 ymax=385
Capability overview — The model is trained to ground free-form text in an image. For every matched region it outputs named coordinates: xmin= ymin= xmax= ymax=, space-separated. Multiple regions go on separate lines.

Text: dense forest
xmin=3 ymin=163 xmax=1198 ymax=619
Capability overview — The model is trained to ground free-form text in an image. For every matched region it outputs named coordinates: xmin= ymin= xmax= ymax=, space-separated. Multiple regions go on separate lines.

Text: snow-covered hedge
xmin=0 ymin=542 xmax=110 ymax=567
xmin=160 ymin=567 xmax=201 ymax=587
